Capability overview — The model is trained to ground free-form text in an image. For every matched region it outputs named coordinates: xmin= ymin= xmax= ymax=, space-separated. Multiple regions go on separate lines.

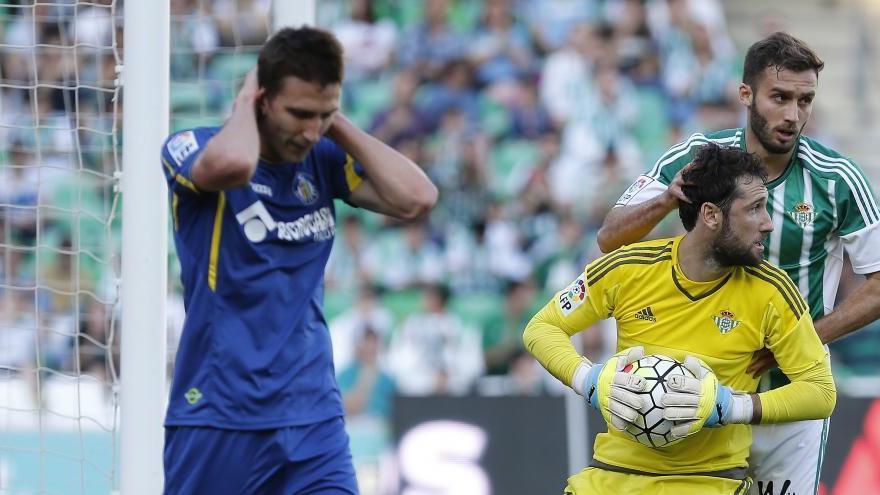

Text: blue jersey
xmin=160 ymin=127 xmax=364 ymax=429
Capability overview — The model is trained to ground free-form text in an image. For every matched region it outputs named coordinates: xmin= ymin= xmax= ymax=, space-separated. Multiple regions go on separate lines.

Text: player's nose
xmin=760 ymin=210 xmax=773 ymax=233
xmin=783 ymin=101 xmax=800 ymax=123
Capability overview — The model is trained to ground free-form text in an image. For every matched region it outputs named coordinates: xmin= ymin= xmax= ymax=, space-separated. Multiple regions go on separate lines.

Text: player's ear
xmin=256 ymin=90 xmax=268 ymax=115
xmin=739 ymin=83 xmax=752 ymax=107
xmin=700 ymin=202 xmax=723 ymax=231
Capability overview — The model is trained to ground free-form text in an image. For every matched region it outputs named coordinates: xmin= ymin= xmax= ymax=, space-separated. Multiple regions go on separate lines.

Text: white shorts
xmin=747 ymin=418 xmax=830 ymax=495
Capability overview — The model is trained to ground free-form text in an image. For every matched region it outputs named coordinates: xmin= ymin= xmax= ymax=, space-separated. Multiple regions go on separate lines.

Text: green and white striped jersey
xmin=617 ymin=128 xmax=880 ymax=322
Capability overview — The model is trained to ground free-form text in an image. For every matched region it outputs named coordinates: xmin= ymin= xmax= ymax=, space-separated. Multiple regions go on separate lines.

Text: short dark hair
xmin=743 ymin=32 xmax=824 ymax=88
xmin=678 ymin=144 xmax=767 ymax=231
xmin=257 ymin=26 xmax=344 ymax=98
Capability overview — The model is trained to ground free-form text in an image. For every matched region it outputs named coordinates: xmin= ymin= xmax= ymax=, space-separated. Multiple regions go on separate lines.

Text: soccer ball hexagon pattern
xmin=620 ymin=354 xmax=697 ymax=448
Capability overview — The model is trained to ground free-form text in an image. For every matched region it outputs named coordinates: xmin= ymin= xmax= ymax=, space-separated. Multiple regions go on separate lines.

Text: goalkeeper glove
xmin=575 ymin=346 xmax=649 ymax=432
xmin=661 ymin=356 xmax=754 ymax=440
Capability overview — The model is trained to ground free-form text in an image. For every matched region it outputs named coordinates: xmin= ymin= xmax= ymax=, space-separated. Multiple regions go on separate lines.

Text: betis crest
xmin=788 ymin=201 xmax=816 ymax=228
xmin=712 ymin=310 xmax=740 ymax=334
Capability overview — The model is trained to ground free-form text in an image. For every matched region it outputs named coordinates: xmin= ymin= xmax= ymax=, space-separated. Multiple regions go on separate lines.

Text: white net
xmin=0 ymin=1 xmax=121 ymax=493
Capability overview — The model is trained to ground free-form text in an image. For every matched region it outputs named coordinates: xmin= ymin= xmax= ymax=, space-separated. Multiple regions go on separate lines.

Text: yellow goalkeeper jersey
xmin=524 ymin=236 xmax=834 ymax=475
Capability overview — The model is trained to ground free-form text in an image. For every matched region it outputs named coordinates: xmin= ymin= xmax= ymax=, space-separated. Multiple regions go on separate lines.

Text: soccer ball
xmin=619 ymin=354 xmax=696 ymax=448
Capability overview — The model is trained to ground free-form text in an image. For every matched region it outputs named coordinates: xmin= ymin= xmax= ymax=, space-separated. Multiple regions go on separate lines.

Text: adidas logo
xmin=634 ymin=306 xmax=657 ymax=322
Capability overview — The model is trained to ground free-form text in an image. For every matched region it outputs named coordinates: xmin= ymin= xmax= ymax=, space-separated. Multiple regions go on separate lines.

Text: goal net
xmin=0 ymin=1 xmax=121 ymax=493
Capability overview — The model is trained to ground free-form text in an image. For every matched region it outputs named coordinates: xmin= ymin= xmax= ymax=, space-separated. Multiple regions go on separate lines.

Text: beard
xmin=710 ymin=220 xmax=763 ymax=267
xmin=748 ymin=102 xmax=801 ymax=155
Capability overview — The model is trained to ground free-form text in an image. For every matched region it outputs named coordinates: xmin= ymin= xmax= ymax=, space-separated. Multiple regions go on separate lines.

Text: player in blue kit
xmin=160 ymin=27 xmax=438 ymax=494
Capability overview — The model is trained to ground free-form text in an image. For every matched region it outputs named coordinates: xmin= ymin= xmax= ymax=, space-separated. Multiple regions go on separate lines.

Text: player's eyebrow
xmin=769 ymin=87 xmax=816 ymax=99
xmin=285 ymin=106 xmax=338 ymax=118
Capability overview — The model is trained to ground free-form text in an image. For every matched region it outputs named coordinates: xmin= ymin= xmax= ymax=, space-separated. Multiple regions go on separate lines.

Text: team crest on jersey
xmin=557 ymin=274 xmax=587 ymax=316
xmin=788 ymin=201 xmax=816 ymax=228
xmin=712 ymin=310 xmax=741 ymax=334
xmin=294 ymin=173 xmax=319 ymax=204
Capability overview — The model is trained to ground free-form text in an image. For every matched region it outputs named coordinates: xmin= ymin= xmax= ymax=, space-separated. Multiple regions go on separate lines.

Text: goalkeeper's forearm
xmin=754 ymin=358 xmax=836 ymax=424
xmin=522 ymin=305 xmax=584 ymax=391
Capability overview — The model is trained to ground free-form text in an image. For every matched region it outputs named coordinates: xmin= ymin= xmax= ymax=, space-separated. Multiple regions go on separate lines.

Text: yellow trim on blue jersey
xmin=171 ymin=192 xmax=179 ymax=231
xmin=343 ymin=154 xmax=362 ymax=192
xmin=208 ymin=192 xmax=225 ymax=292
xmin=163 ymin=158 xmax=199 ymax=193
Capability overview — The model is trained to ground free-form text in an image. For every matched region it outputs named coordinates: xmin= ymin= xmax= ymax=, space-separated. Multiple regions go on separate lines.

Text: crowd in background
xmin=1 ymin=0 xmax=879 ymax=431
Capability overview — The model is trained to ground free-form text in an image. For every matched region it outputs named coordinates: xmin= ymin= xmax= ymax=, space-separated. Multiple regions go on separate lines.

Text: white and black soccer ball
xmin=619 ymin=354 xmax=696 ymax=448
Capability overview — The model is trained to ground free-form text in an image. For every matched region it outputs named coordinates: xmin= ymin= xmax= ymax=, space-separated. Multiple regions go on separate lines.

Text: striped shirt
xmin=617 ymin=129 xmax=880 ymax=324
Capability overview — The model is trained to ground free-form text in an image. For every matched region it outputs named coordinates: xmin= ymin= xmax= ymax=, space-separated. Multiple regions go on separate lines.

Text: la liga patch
xmin=168 ymin=131 xmax=200 ymax=166
xmin=616 ymin=175 xmax=654 ymax=206
xmin=557 ymin=274 xmax=587 ymax=316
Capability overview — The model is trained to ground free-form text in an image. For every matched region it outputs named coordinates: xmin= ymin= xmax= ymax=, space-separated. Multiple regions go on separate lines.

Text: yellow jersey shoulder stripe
xmin=587 ymin=248 xmax=673 ymax=287
xmin=588 ymin=241 xmax=674 ymax=276
xmin=171 ymin=192 xmax=179 ymax=231
xmin=343 ymin=154 xmax=363 ymax=192
xmin=755 ymin=262 xmax=808 ymax=314
xmin=163 ymin=158 xmax=200 ymax=193
xmin=208 ymin=192 xmax=225 ymax=292
xmin=743 ymin=266 xmax=804 ymax=318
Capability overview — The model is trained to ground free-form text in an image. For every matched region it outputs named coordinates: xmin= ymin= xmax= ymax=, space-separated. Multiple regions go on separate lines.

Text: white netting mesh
xmin=0 ymin=1 xmax=121 ymax=493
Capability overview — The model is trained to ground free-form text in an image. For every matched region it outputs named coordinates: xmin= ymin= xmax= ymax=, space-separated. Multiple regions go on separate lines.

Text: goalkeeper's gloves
xmin=661 ymin=356 xmax=754 ymax=440
xmin=574 ymin=346 xmax=649 ymax=432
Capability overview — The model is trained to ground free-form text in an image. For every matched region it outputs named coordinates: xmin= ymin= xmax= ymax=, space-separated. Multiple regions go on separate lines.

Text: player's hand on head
xmin=240 ymin=68 xmax=259 ymax=95
xmin=234 ymin=68 xmax=262 ymax=109
xmin=583 ymin=346 xmax=651 ymax=432
xmin=663 ymin=163 xmax=695 ymax=206
xmin=660 ymin=356 xmax=734 ymax=440
xmin=746 ymin=348 xmax=777 ymax=378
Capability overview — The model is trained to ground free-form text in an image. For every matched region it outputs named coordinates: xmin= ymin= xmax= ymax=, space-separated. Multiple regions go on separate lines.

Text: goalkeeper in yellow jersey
xmin=523 ymin=143 xmax=835 ymax=494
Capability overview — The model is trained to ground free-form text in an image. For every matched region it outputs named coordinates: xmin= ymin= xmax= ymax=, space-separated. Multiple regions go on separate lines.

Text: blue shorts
xmin=163 ymin=417 xmax=358 ymax=495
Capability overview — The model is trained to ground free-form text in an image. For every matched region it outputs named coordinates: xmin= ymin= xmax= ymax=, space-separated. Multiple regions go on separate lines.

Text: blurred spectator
xmin=368 ymin=69 xmax=430 ymax=145
xmin=532 ymin=214 xmax=591 ymax=290
xmin=337 ymin=327 xmax=397 ymax=419
xmin=387 ymin=284 xmax=484 ymax=395
xmin=212 ymin=0 xmax=269 ymax=47
xmin=655 ymin=0 xmax=736 ymax=132
xmin=539 ymin=22 xmax=601 ymax=128
xmin=330 ymin=285 xmax=394 ymax=372
xmin=587 ymin=60 xmax=640 ymax=151
xmin=419 ymin=59 xmax=481 ymax=129
xmin=432 ymin=137 xmax=493 ymax=228
xmin=1 ymin=142 xmax=39 ymax=283
xmin=397 ymin=0 xmax=469 ymax=80
xmin=446 ymin=202 xmax=531 ymax=294
xmin=171 ymin=0 xmax=220 ymax=81
xmin=423 ymin=107 xmax=469 ymax=189
xmin=505 ymin=349 xmax=555 ymax=395
xmin=333 ymin=0 xmax=398 ymax=80
xmin=326 ymin=215 xmax=375 ymax=290
xmin=77 ymin=298 xmax=112 ymax=379
xmin=0 ymin=290 xmax=37 ymax=373
xmin=605 ymin=0 xmax=654 ymax=75
xmin=72 ymin=0 xmax=115 ymax=48
xmin=517 ymin=0 xmax=598 ymax=53
xmin=364 ymin=222 xmax=444 ymax=291
xmin=508 ymin=83 xmax=555 ymax=139
xmin=482 ymin=279 xmax=538 ymax=375
xmin=468 ymin=0 xmax=536 ymax=90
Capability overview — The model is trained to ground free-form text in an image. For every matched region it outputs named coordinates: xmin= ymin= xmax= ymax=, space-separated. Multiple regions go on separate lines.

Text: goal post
xmin=119 ymin=0 xmax=169 ymax=493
